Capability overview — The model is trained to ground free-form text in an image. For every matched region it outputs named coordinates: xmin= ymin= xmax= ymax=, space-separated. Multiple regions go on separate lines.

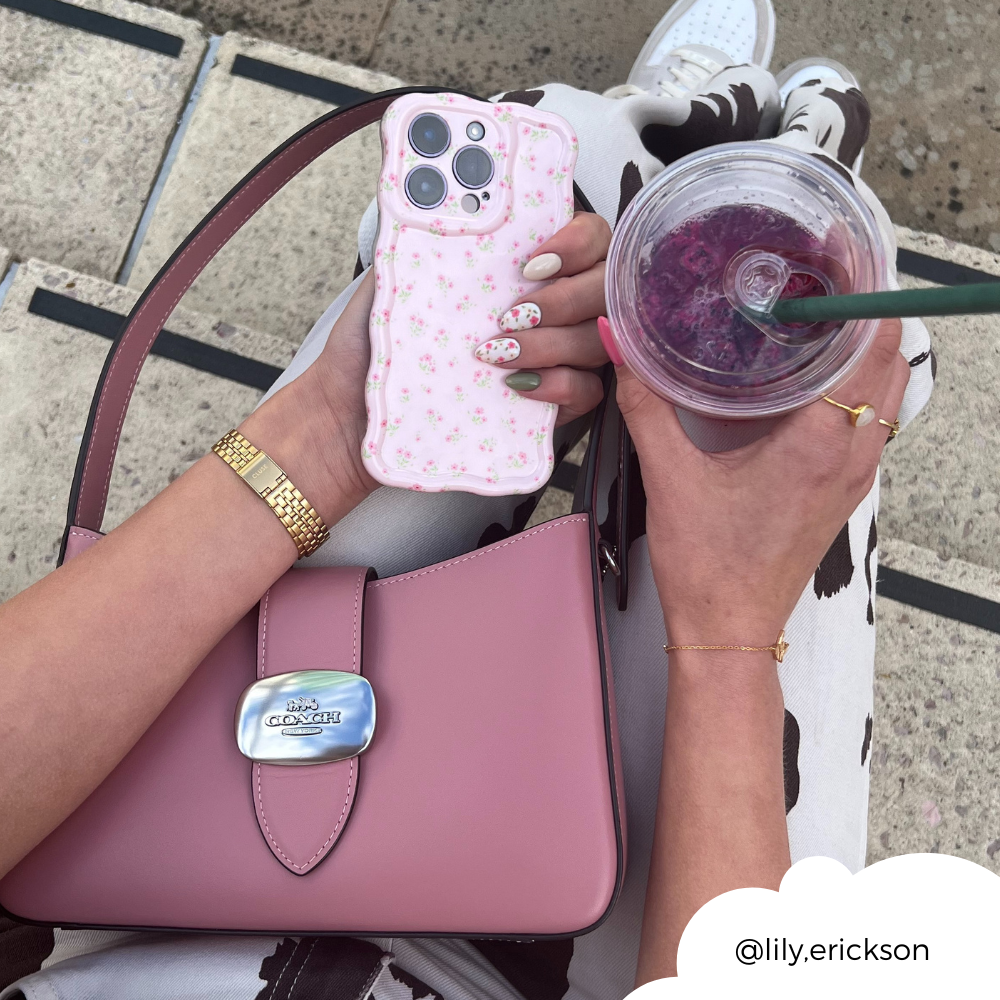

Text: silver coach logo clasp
xmin=235 ymin=670 xmax=376 ymax=766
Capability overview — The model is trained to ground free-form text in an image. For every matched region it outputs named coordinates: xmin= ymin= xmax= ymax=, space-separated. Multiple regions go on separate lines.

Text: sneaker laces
xmin=658 ymin=46 xmax=727 ymax=98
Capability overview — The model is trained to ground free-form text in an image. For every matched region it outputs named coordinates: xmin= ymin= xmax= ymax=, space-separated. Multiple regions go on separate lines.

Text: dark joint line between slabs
xmin=28 ymin=289 xmax=282 ymax=392
xmin=230 ymin=55 xmax=375 ymax=106
xmin=876 ymin=567 xmax=1000 ymax=635
xmin=895 ymin=248 xmax=1000 ymax=287
xmin=0 ymin=0 xmax=183 ymax=56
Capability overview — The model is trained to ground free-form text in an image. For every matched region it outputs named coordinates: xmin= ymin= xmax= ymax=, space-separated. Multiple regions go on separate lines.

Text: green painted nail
xmin=505 ymin=371 xmax=542 ymax=391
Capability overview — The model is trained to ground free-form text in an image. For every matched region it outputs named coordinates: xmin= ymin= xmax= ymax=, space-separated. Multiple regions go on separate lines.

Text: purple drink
xmin=637 ymin=204 xmax=839 ymax=384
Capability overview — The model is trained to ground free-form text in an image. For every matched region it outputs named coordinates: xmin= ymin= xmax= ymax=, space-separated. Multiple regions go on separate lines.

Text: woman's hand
xmin=628 ymin=318 xmax=910 ymax=985
xmin=473 ymin=211 xmax=612 ymax=426
xmin=618 ymin=316 xmax=910 ymax=646
xmin=240 ymin=270 xmax=378 ymax=524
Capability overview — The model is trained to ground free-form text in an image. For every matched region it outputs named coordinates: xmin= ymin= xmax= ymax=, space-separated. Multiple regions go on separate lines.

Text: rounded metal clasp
xmin=598 ymin=538 xmax=621 ymax=578
xmin=235 ymin=670 xmax=376 ymax=765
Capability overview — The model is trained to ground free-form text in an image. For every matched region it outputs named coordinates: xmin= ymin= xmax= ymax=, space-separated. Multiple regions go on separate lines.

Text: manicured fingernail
xmin=499 ymin=302 xmax=541 ymax=332
xmin=505 ymin=371 xmax=542 ymax=391
xmin=522 ymin=253 xmax=562 ymax=280
xmin=475 ymin=337 xmax=521 ymax=364
xmin=597 ymin=316 xmax=624 ymax=366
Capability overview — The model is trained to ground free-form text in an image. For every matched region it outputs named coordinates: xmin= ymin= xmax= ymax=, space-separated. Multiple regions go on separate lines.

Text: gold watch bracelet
xmin=212 ymin=429 xmax=329 ymax=559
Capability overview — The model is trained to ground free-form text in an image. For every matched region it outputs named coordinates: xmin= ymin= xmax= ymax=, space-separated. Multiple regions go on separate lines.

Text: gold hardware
xmin=822 ymin=396 xmax=876 ymax=427
xmin=664 ymin=628 xmax=789 ymax=664
xmin=878 ymin=417 xmax=900 ymax=440
xmin=213 ymin=430 xmax=329 ymax=559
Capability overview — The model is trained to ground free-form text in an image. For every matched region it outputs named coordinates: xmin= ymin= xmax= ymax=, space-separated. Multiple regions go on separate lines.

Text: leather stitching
xmin=259 ymin=587 xmax=270 ymax=680
xmin=370 ymin=516 xmax=589 ymax=589
xmin=80 ymin=99 xmax=390 ymax=527
xmin=254 ymin=568 xmax=365 ymax=872
xmin=352 ymin=568 xmax=362 ymax=673
xmin=256 ymin=757 xmax=355 ymax=871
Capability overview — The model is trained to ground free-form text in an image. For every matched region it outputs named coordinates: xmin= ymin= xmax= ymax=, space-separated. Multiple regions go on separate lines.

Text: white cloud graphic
xmin=626 ymin=853 xmax=998 ymax=998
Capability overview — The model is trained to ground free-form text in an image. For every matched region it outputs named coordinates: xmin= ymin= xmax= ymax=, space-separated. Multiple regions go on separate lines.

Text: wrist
xmin=238 ymin=367 xmax=376 ymax=529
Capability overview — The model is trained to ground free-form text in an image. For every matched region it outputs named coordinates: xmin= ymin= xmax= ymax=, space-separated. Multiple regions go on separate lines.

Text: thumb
xmin=615 ymin=364 xmax=693 ymax=460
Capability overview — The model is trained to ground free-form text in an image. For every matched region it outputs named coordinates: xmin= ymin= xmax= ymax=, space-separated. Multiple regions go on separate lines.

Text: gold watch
xmin=212 ymin=430 xmax=329 ymax=558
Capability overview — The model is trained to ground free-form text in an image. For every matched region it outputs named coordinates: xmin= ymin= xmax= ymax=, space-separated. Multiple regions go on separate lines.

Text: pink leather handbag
xmin=0 ymin=89 xmax=626 ymax=938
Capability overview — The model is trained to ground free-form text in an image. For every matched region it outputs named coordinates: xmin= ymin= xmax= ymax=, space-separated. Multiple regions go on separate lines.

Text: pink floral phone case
xmin=364 ymin=93 xmax=578 ymax=495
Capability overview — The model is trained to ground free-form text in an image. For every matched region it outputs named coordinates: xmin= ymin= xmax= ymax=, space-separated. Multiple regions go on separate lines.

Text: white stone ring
xmin=822 ymin=395 xmax=877 ymax=428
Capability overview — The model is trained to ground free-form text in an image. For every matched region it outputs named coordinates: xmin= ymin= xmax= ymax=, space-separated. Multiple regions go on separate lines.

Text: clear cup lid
xmin=606 ymin=144 xmax=888 ymax=419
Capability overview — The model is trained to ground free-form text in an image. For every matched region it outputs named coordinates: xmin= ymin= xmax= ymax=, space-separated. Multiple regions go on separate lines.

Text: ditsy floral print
xmin=365 ymin=94 xmax=577 ymax=495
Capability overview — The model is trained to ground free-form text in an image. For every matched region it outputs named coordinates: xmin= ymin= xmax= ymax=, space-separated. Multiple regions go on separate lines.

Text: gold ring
xmin=879 ymin=417 xmax=900 ymax=440
xmin=823 ymin=395 xmax=876 ymax=427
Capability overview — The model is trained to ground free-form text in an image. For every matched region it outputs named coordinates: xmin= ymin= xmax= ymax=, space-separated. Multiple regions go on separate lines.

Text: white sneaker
xmin=774 ymin=57 xmax=864 ymax=172
xmin=775 ymin=56 xmax=860 ymax=105
xmin=626 ymin=0 xmax=776 ymax=96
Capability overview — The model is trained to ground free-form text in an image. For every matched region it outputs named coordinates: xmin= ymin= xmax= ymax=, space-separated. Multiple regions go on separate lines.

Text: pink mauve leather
xmin=2 ymin=515 xmax=620 ymax=935
xmin=253 ymin=567 xmax=371 ymax=875
xmin=14 ymin=90 xmax=624 ymax=937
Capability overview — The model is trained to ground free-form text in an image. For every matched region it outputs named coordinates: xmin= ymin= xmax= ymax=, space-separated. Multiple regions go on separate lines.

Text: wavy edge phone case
xmin=364 ymin=93 xmax=578 ymax=495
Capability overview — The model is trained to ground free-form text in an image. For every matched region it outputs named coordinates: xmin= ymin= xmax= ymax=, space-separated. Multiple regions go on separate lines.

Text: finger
xmin=775 ymin=318 xmax=906 ymax=469
xmin=504 ymin=366 xmax=605 ymax=426
xmin=615 ymin=363 xmax=696 ymax=463
xmin=784 ymin=318 xmax=904 ymax=441
xmin=522 ymin=211 xmax=612 ymax=280
xmin=495 ymin=263 xmax=606 ymax=335
xmin=476 ymin=319 xmax=608 ymax=370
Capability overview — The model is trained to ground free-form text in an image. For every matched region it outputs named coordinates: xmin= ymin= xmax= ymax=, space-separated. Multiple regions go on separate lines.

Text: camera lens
xmin=453 ymin=145 xmax=494 ymax=189
xmin=466 ymin=121 xmax=486 ymax=141
xmin=405 ymin=165 xmax=447 ymax=209
xmin=408 ymin=114 xmax=450 ymax=157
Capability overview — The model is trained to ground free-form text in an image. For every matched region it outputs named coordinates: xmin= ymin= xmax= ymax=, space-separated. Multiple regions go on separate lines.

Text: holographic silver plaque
xmin=235 ymin=670 xmax=376 ymax=765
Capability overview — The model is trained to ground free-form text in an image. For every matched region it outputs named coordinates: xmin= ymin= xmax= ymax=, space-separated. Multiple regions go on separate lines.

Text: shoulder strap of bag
xmin=59 ymin=86 xmax=612 ymax=562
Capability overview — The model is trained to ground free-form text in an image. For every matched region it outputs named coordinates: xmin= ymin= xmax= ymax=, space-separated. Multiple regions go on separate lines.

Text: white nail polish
xmin=474 ymin=337 xmax=522 ymax=365
xmin=522 ymin=253 xmax=562 ymax=281
xmin=499 ymin=302 xmax=542 ymax=332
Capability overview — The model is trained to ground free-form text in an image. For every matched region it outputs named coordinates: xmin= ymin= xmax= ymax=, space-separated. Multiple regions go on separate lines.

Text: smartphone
xmin=363 ymin=93 xmax=578 ymax=495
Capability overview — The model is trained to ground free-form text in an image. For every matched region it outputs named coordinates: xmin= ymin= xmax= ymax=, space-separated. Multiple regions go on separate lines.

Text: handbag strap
xmin=60 ymin=86 xmax=618 ymax=557
xmin=64 ymin=87 xmax=459 ymax=540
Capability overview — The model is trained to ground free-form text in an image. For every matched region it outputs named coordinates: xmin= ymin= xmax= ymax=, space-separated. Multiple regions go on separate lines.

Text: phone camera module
xmin=466 ymin=121 xmax=486 ymax=141
xmin=405 ymin=165 xmax=447 ymax=209
xmin=408 ymin=114 xmax=451 ymax=157
xmin=453 ymin=145 xmax=494 ymax=190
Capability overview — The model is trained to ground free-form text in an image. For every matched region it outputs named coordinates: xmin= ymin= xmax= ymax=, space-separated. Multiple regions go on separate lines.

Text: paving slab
xmin=773 ymin=0 xmax=1000 ymax=255
xmin=879 ymin=233 xmax=1000 ymax=573
xmin=127 ymin=33 xmax=404 ymax=345
xmin=0 ymin=0 xmax=206 ymax=280
xmin=0 ymin=257 xmax=294 ymax=603
xmin=146 ymin=0 xmax=394 ymax=67
xmin=868 ymin=537 xmax=1000 ymax=872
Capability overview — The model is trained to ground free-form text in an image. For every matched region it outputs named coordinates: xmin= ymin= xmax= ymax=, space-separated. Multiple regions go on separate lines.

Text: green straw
xmin=768 ymin=280 xmax=1000 ymax=324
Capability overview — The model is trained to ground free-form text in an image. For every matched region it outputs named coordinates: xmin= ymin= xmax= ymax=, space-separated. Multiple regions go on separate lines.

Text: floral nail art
xmin=474 ymin=337 xmax=521 ymax=364
xmin=499 ymin=302 xmax=541 ymax=332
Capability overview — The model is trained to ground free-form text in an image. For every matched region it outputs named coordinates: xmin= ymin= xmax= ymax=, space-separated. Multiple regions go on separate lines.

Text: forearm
xmin=635 ymin=645 xmax=791 ymax=984
xmin=0 ymin=369 xmax=371 ymax=877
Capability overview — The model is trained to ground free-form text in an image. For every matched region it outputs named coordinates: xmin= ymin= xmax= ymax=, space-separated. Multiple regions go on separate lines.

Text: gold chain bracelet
xmin=664 ymin=629 xmax=789 ymax=663
xmin=212 ymin=430 xmax=329 ymax=559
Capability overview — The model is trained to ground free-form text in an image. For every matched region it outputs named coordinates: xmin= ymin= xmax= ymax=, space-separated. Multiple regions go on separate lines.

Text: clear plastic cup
xmin=604 ymin=143 xmax=889 ymax=420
